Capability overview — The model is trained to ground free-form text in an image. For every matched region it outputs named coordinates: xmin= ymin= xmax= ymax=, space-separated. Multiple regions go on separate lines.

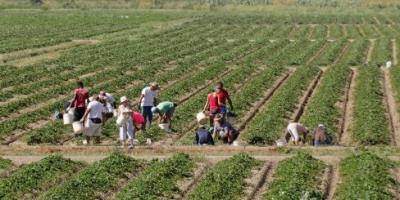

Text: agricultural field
xmin=2 ymin=6 xmax=400 ymax=199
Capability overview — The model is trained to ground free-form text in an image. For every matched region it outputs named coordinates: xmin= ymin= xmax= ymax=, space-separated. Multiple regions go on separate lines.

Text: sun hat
xmin=120 ymin=96 xmax=128 ymax=103
xmin=150 ymin=82 xmax=160 ymax=90
xmin=318 ymin=124 xmax=324 ymax=128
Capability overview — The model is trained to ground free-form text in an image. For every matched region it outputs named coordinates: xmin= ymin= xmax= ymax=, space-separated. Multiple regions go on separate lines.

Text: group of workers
xmin=59 ymin=80 xmax=331 ymax=148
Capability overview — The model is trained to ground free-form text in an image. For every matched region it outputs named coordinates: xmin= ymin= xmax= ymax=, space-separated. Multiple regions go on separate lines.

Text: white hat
xmin=120 ymin=96 xmax=128 ymax=103
xmin=318 ymin=124 xmax=324 ymax=128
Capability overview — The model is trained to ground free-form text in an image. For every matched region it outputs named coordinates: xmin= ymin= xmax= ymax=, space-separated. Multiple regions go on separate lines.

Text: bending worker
xmin=285 ymin=122 xmax=309 ymax=145
xmin=152 ymin=101 xmax=178 ymax=132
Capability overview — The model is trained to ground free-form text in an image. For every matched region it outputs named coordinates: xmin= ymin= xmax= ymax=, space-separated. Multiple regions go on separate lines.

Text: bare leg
xmin=86 ymin=136 xmax=90 ymax=145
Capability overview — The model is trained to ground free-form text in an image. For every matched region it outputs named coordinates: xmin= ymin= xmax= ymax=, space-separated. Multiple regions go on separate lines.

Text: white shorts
xmin=85 ymin=121 xmax=102 ymax=137
xmin=120 ymin=120 xmax=134 ymax=141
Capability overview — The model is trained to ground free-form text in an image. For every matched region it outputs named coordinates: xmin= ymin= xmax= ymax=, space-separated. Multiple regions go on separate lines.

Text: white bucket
xmin=158 ymin=123 xmax=170 ymax=131
xmin=116 ymin=115 xmax=126 ymax=127
xmin=386 ymin=61 xmax=392 ymax=68
xmin=72 ymin=122 xmax=84 ymax=134
xmin=63 ymin=113 xmax=73 ymax=125
xmin=196 ymin=112 xmax=208 ymax=124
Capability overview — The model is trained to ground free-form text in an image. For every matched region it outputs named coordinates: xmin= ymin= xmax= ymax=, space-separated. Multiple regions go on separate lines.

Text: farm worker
xmin=53 ymin=99 xmax=73 ymax=120
xmin=71 ymin=80 xmax=89 ymax=122
xmin=117 ymin=96 xmax=134 ymax=149
xmin=313 ymin=124 xmax=331 ymax=146
xmin=99 ymin=96 xmax=114 ymax=122
xmin=203 ymin=90 xmax=220 ymax=126
xmin=138 ymin=82 xmax=159 ymax=130
xmin=213 ymin=114 xmax=240 ymax=144
xmin=195 ymin=124 xmax=214 ymax=145
xmin=132 ymin=111 xmax=145 ymax=132
xmin=215 ymin=82 xmax=234 ymax=115
xmin=152 ymin=101 xmax=178 ymax=132
xmin=81 ymin=95 xmax=106 ymax=145
xmin=99 ymin=91 xmax=116 ymax=108
xmin=285 ymin=122 xmax=309 ymax=145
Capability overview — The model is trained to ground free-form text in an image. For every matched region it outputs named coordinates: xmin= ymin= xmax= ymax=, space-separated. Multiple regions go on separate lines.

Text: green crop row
xmin=334 ymin=152 xmax=396 ymax=200
xmin=40 ymin=152 xmax=139 ymax=200
xmin=188 ymin=153 xmax=257 ymax=200
xmin=116 ymin=153 xmax=193 ymax=200
xmin=300 ymin=65 xmax=352 ymax=140
xmin=352 ymin=66 xmax=390 ymax=145
xmin=244 ymin=65 xmax=321 ymax=144
xmin=0 ymin=155 xmax=82 ymax=200
xmin=370 ymin=38 xmax=392 ymax=66
xmin=0 ymin=157 xmax=12 ymax=170
xmin=340 ymin=39 xmax=369 ymax=66
xmin=264 ymin=152 xmax=325 ymax=200
xmin=312 ymin=39 xmax=347 ymax=66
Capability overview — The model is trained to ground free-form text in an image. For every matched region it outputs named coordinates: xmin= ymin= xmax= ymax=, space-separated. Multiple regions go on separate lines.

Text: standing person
xmin=99 ymin=95 xmax=114 ymax=122
xmin=285 ymin=122 xmax=309 ymax=145
xmin=152 ymin=101 xmax=178 ymax=132
xmin=81 ymin=96 xmax=105 ymax=145
xmin=215 ymin=82 xmax=234 ymax=116
xmin=71 ymin=80 xmax=89 ymax=122
xmin=203 ymin=90 xmax=219 ymax=126
xmin=117 ymin=96 xmax=134 ymax=149
xmin=138 ymin=82 xmax=159 ymax=130
xmin=213 ymin=114 xmax=240 ymax=144
xmin=195 ymin=124 xmax=214 ymax=145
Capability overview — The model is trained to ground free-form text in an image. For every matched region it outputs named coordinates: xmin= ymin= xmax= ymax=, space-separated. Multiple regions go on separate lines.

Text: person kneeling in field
xmin=312 ymin=124 xmax=332 ymax=146
xmin=195 ymin=123 xmax=214 ymax=145
xmin=132 ymin=111 xmax=145 ymax=132
xmin=285 ymin=122 xmax=309 ymax=145
xmin=213 ymin=114 xmax=239 ymax=144
xmin=152 ymin=101 xmax=178 ymax=133
xmin=117 ymin=96 xmax=134 ymax=149
xmin=81 ymin=95 xmax=106 ymax=145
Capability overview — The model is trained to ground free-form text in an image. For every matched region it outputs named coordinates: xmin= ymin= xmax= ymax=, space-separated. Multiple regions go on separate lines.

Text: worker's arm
xmin=203 ymin=98 xmax=209 ymax=112
xmin=80 ymin=108 xmax=91 ymax=123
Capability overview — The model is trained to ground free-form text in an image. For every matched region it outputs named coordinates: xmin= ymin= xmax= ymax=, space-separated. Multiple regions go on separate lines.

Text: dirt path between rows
xmin=383 ymin=68 xmax=400 ymax=146
xmin=306 ymin=41 xmax=329 ymax=65
xmin=177 ymin=162 xmax=210 ymax=200
xmin=373 ymin=17 xmax=382 ymax=25
xmin=341 ymin=25 xmax=348 ymax=38
xmin=338 ymin=70 xmax=354 ymax=144
xmin=341 ymin=68 xmax=357 ymax=146
xmin=356 ymin=25 xmax=366 ymax=38
xmin=307 ymin=25 xmax=315 ymax=39
xmin=326 ymin=164 xmax=339 ymax=200
xmin=391 ymin=168 xmax=400 ymax=200
xmin=244 ymin=161 xmax=273 ymax=200
xmin=372 ymin=25 xmax=384 ymax=38
xmin=253 ymin=162 xmax=277 ymax=200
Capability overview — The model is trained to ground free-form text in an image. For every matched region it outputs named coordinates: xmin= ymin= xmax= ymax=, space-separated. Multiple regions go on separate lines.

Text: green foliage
xmin=40 ymin=152 xmax=139 ymax=200
xmin=188 ymin=153 xmax=257 ymax=200
xmin=0 ymin=157 xmax=12 ymax=170
xmin=301 ymin=65 xmax=351 ymax=139
xmin=116 ymin=153 xmax=193 ymax=200
xmin=0 ymin=155 xmax=82 ymax=200
xmin=264 ymin=152 xmax=325 ymax=200
xmin=352 ymin=66 xmax=390 ymax=145
xmin=245 ymin=65 xmax=320 ymax=144
xmin=334 ymin=152 xmax=396 ymax=200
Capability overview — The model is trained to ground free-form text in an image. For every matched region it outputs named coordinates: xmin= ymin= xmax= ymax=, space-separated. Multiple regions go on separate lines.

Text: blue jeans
xmin=141 ymin=106 xmax=153 ymax=128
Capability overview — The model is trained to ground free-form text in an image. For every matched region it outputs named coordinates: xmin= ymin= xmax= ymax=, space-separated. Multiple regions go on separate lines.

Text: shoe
xmin=128 ymin=144 xmax=134 ymax=149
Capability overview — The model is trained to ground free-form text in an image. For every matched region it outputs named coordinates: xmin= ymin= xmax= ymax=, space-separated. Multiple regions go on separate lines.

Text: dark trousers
xmin=73 ymin=107 xmax=86 ymax=122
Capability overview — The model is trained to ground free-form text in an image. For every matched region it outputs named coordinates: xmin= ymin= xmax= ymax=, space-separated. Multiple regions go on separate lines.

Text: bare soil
xmin=383 ymin=68 xmax=400 ymax=146
xmin=253 ymin=162 xmax=277 ymax=200
xmin=176 ymin=162 xmax=210 ymax=200
xmin=338 ymin=70 xmax=354 ymax=144
xmin=244 ymin=161 xmax=273 ymax=200
xmin=327 ymin=164 xmax=340 ymax=200
xmin=372 ymin=25 xmax=384 ymax=37
xmin=356 ymin=25 xmax=366 ymax=37
xmin=341 ymin=68 xmax=357 ymax=146
xmin=365 ymin=39 xmax=376 ymax=64
xmin=306 ymin=41 xmax=329 ymax=65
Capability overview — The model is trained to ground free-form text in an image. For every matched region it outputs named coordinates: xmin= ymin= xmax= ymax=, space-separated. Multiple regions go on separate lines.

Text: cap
xmin=120 ymin=96 xmax=128 ymax=103
xmin=151 ymin=106 xmax=158 ymax=113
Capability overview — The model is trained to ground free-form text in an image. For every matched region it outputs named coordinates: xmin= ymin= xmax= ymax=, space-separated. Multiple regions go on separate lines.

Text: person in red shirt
xmin=70 ymin=80 xmax=89 ymax=122
xmin=131 ymin=111 xmax=145 ymax=132
xmin=215 ymin=82 xmax=233 ymax=115
xmin=203 ymin=90 xmax=219 ymax=126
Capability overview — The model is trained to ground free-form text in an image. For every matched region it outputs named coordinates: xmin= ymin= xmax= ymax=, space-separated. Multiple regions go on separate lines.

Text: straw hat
xmin=120 ymin=96 xmax=128 ymax=103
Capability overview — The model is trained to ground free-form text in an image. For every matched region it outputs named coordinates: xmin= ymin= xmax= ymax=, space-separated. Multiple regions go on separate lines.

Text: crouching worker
xmin=213 ymin=114 xmax=239 ymax=144
xmin=117 ymin=96 xmax=134 ymax=149
xmin=152 ymin=101 xmax=178 ymax=132
xmin=81 ymin=95 xmax=106 ymax=145
xmin=313 ymin=124 xmax=332 ymax=146
xmin=285 ymin=122 xmax=309 ymax=145
xmin=195 ymin=124 xmax=214 ymax=145
xmin=132 ymin=111 xmax=145 ymax=132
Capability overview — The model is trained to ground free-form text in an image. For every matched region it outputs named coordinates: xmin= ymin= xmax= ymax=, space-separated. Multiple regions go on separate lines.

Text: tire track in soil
xmin=365 ymin=39 xmax=376 ymax=64
xmin=177 ymin=162 xmax=210 ymax=200
xmin=382 ymin=68 xmax=400 ymax=146
xmin=341 ymin=68 xmax=357 ymax=146
xmin=244 ymin=161 xmax=273 ymax=200
xmin=393 ymin=39 xmax=398 ymax=65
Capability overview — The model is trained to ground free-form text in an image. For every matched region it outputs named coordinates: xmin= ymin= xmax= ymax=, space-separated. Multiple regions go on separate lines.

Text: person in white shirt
xmin=117 ymin=96 xmax=134 ymax=149
xmin=138 ymin=82 xmax=159 ymax=130
xmin=81 ymin=95 xmax=106 ymax=145
xmin=99 ymin=91 xmax=116 ymax=108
